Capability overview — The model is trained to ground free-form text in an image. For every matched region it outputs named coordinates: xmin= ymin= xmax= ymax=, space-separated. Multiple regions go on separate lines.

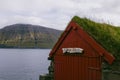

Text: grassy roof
xmin=72 ymin=16 xmax=120 ymax=61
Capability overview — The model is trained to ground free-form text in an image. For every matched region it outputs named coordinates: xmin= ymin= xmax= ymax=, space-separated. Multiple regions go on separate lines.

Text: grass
xmin=72 ymin=16 xmax=120 ymax=70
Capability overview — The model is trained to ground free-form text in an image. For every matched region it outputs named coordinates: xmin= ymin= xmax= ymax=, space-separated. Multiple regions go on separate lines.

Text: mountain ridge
xmin=0 ymin=24 xmax=62 ymax=48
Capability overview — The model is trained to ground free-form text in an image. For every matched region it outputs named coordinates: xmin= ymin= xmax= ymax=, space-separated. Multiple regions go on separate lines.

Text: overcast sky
xmin=0 ymin=0 xmax=120 ymax=30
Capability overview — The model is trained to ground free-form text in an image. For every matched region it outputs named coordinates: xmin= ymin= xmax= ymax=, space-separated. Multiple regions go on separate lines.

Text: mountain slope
xmin=0 ymin=24 xmax=62 ymax=48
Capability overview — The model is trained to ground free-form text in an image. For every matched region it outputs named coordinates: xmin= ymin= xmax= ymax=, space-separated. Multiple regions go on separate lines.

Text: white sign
xmin=62 ymin=48 xmax=84 ymax=54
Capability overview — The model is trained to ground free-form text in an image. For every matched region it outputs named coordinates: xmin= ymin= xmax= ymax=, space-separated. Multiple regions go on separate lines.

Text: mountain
xmin=0 ymin=24 xmax=62 ymax=48
xmin=72 ymin=16 xmax=120 ymax=70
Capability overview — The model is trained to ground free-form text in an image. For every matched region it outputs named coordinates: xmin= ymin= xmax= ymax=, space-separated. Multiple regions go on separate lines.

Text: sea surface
xmin=0 ymin=49 xmax=50 ymax=80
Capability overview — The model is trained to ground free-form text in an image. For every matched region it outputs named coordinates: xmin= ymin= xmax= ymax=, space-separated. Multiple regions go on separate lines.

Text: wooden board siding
xmin=54 ymin=55 xmax=102 ymax=80
xmin=48 ymin=21 xmax=115 ymax=80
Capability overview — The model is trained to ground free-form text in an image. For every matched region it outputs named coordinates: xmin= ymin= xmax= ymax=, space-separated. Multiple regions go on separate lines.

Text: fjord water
xmin=0 ymin=49 xmax=50 ymax=80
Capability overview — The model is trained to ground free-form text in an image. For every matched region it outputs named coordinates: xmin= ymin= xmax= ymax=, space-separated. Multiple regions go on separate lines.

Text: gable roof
xmin=49 ymin=16 xmax=115 ymax=64
xmin=72 ymin=16 xmax=120 ymax=60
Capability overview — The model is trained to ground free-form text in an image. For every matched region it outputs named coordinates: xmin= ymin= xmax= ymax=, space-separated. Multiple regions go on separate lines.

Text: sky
xmin=0 ymin=0 xmax=120 ymax=30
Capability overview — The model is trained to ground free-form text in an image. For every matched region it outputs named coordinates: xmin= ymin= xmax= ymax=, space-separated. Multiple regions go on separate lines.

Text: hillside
xmin=0 ymin=24 xmax=62 ymax=48
xmin=72 ymin=16 xmax=120 ymax=70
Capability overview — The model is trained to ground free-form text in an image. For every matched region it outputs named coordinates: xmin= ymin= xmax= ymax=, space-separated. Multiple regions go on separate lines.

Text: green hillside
xmin=0 ymin=24 xmax=62 ymax=48
xmin=72 ymin=16 xmax=120 ymax=70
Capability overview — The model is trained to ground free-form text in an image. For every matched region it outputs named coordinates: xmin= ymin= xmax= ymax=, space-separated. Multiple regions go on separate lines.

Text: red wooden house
xmin=48 ymin=21 xmax=115 ymax=80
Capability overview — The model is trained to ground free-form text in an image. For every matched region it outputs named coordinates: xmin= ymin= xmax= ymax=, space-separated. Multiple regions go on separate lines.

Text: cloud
xmin=0 ymin=0 xmax=120 ymax=30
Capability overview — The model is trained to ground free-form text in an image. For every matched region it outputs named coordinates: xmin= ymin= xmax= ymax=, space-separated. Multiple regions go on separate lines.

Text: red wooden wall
xmin=54 ymin=56 xmax=102 ymax=80
xmin=49 ymin=21 xmax=115 ymax=80
xmin=53 ymin=28 xmax=102 ymax=80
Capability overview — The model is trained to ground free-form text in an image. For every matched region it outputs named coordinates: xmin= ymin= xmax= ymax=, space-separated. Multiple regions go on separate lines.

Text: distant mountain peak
xmin=0 ymin=24 xmax=62 ymax=48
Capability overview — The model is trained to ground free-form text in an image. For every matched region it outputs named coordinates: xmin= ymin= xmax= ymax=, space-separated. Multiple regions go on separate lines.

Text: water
xmin=0 ymin=49 xmax=50 ymax=80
